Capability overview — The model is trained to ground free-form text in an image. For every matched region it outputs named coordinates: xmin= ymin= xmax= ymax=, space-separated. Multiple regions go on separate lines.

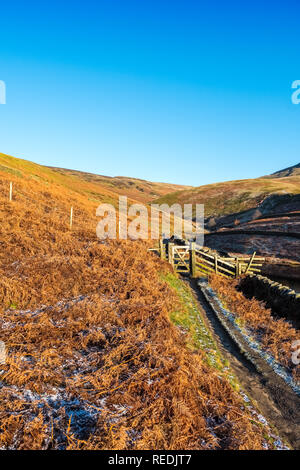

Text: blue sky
xmin=0 ymin=0 xmax=299 ymax=186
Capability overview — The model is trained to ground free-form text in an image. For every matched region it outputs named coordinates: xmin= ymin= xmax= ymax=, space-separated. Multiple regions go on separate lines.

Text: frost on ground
xmin=204 ymin=276 xmax=300 ymax=394
xmin=0 ymin=271 xmax=282 ymax=450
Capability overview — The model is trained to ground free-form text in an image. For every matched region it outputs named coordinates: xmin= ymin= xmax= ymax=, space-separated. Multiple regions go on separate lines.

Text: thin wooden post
xmin=239 ymin=261 xmax=242 ymax=276
xmin=9 ymin=182 xmax=12 ymax=202
xmin=190 ymin=241 xmax=196 ymax=277
xmin=159 ymin=238 xmax=165 ymax=260
xmin=214 ymin=254 xmax=218 ymax=274
xmin=235 ymin=258 xmax=239 ymax=278
xmin=168 ymin=242 xmax=174 ymax=267
xmin=70 ymin=206 xmax=73 ymax=229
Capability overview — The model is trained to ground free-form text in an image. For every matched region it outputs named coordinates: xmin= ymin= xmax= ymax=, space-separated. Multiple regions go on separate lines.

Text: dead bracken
xmin=0 ymin=169 xmax=284 ymax=449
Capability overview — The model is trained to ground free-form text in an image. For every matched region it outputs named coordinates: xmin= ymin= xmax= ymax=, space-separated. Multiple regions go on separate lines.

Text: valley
xmin=0 ymin=152 xmax=299 ymax=450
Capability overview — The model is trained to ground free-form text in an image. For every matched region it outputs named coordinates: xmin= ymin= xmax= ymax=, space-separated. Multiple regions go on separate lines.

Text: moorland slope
xmin=0 ymin=153 xmax=279 ymax=450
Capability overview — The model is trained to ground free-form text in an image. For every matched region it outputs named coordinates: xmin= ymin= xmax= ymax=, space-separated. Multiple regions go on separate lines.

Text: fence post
xmin=235 ymin=258 xmax=239 ymax=278
xmin=9 ymin=182 xmax=12 ymax=202
xmin=214 ymin=254 xmax=218 ymax=274
xmin=159 ymin=238 xmax=165 ymax=260
xmin=168 ymin=242 xmax=174 ymax=267
xmin=189 ymin=241 xmax=196 ymax=277
xmin=70 ymin=206 xmax=73 ymax=229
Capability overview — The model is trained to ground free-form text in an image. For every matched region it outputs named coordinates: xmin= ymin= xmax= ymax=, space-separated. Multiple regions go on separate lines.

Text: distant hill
xmin=2 ymin=151 xmax=299 ymax=234
xmin=154 ymin=175 xmax=300 ymax=220
xmin=0 ymin=152 xmax=191 ymax=207
xmin=48 ymin=166 xmax=192 ymax=203
xmin=266 ymin=163 xmax=300 ymax=178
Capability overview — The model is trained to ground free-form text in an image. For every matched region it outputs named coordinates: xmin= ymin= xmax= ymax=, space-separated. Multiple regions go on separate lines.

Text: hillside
xmin=0 ymin=154 xmax=279 ymax=450
xmin=49 ymin=166 xmax=192 ymax=203
xmin=155 ymin=174 xmax=300 ymax=220
xmin=0 ymin=152 xmax=126 ymax=209
xmin=0 ymin=152 xmax=191 ymax=208
xmin=267 ymin=163 xmax=300 ymax=178
xmin=0 ymin=152 xmax=191 ymax=239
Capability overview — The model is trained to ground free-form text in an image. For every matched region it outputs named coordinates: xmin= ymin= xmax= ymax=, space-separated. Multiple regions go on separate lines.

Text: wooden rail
xmin=152 ymin=239 xmax=265 ymax=279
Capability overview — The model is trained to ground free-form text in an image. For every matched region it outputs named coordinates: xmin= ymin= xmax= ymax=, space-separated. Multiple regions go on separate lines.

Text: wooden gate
xmin=151 ymin=239 xmax=265 ymax=279
xmin=169 ymin=244 xmax=190 ymax=273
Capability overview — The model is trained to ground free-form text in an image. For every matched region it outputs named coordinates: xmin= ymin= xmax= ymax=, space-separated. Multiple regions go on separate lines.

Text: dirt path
xmin=186 ymin=278 xmax=300 ymax=450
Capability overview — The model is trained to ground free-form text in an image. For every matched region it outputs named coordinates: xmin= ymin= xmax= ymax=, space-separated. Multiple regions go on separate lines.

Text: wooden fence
xmin=152 ymin=239 xmax=265 ymax=279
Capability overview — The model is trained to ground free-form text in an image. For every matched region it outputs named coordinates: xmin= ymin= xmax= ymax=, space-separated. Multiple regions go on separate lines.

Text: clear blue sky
xmin=0 ymin=0 xmax=299 ymax=186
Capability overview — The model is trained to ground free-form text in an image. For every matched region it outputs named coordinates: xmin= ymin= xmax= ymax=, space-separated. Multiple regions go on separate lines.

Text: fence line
xmin=152 ymin=238 xmax=265 ymax=279
xmin=6 ymin=181 xmax=75 ymax=229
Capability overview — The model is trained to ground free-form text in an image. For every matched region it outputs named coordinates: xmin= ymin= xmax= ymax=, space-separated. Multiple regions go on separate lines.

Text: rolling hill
xmin=154 ymin=172 xmax=300 ymax=221
xmin=0 ymin=152 xmax=192 ymax=208
xmin=49 ymin=166 xmax=192 ymax=203
xmin=266 ymin=163 xmax=300 ymax=178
